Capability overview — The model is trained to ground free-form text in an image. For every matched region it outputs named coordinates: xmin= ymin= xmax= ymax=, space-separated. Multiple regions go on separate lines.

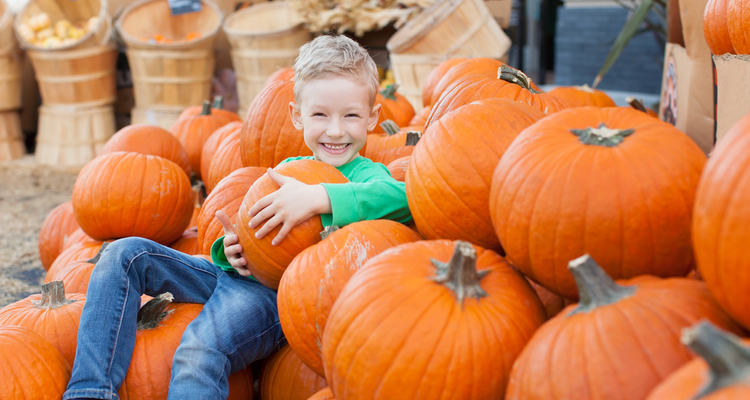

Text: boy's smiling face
xmin=290 ymin=75 xmax=380 ymax=167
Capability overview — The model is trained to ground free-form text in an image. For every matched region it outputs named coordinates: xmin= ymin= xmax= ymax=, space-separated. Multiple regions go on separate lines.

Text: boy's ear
xmin=367 ymin=103 xmax=382 ymax=132
xmin=289 ymin=101 xmax=303 ymax=131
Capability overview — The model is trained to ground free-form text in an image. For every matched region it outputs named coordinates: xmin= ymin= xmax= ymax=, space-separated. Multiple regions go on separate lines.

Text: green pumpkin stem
xmin=201 ymin=101 xmax=211 ymax=116
xmin=682 ymin=321 xmax=750 ymax=399
xmin=212 ymin=96 xmax=225 ymax=110
xmin=498 ymin=65 xmax=541 ymax=94
xmin=137 ymin=292 xmax=174 ymax=330
xmin=85 ymin=242 xmax=110 ymax=264
xmin=570 ymin=123 xmax=634 ymax=147
xmin=380 ymin=84 xmax=400 ymax=100
xmin=432 ymin=241 xmax=490 ymax=305
xmin=32 ymin=281 xmax=78 ymax=309
xmin=405 ymin=131 xmax=422 ymax=146
xmin=380 ymin=120 xmax=401 ymax=136
xmin=320 ymin=225 xmax=340 ymax=240
xmin=567 ymin=255 xmax=636 ymax=316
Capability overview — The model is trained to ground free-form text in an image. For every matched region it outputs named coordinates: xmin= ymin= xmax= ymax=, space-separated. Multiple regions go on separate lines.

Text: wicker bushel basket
xmin=386 ymin=0 xmax=511 ymax=111
xmin=0 ymin=110 xmax=25 ymax=161
xmin=223 ymin=1 xmax=309 ymax=117
xmin=14 ymin=0 xmax=112 ymax=51
xmin=116 ymin=0 xmax=223 ymax=125
xmin=0 ymin=0 xmax=22 ymax=111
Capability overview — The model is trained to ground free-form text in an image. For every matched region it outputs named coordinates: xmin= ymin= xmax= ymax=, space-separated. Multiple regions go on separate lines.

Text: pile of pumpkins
xmin=1 ymin=56 xmax=750 ymax=400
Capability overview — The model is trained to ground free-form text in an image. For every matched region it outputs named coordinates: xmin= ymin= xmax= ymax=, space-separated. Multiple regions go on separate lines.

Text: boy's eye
xmin=346 ymin=114 xmax=360 ymax=118
xmin=312 ymin=113 xmax=325 ymax=117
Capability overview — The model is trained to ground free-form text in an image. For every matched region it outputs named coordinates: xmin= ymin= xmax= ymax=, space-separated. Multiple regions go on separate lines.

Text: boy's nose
xmin=327 ymin=120 xmax=346 ymax=138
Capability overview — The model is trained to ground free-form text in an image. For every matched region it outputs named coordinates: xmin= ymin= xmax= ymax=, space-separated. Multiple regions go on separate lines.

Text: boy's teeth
xmin=324 ymin=143 xmax=347 ymax=150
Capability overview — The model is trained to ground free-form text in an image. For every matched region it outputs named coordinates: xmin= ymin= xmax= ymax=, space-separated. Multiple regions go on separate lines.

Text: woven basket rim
xmin=222 ymin=1 xmax=305 ymax=39
xmin=13 ymin=0 xmax=111 ymax=52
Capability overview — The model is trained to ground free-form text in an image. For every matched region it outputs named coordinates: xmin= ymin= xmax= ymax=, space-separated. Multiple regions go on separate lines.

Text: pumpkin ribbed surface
xmin=171 ymin=105 xmax=234 ymax=178
xmin=260 ymin=345 xmax=327 ymax=400
xmin=547 ymin=85 xmax=617 ymax=107
xmin=429 ymin=58 xmax=503 ymax=106
xmin=704 ymin=0 xmax=736 ymax=54
xmin=38 ymin=201 xmax=80 ymax=270
xmin=206 ymin=130 xmax=244 ymax=194
xmin=72 ymin=152 xmax=193 ymax=245
xmin=490 ymin=107 xmax=706 ymax=298
xmin=102 ymin=124 xmax=192 ymax=176
xmin=308 ymin=388 xmax=336 ymax=400
xmin=422 ymin=58 xmax=467 ymax=107
xmin=46 ymin=241 xmax=104 ymax=283
xmin=200 ymin=121 xmax=242 ymax=183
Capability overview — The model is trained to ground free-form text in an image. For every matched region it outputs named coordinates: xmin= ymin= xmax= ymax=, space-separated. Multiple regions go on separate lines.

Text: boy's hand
xmin=248 ymin=168 xmax=331 ymax=246
xmin=216 ymin=210 xmax=252 ymax=276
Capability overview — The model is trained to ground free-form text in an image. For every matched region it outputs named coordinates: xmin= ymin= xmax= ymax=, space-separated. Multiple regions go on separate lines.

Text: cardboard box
xmin=658 ymin=0 xmax=714 ymax=154
xmin=713 ymin=54 xmax=750 ymax=143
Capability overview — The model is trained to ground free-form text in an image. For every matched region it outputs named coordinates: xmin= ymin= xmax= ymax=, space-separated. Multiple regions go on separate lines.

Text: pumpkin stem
xmin=32 ymin=281 xmax=78 ymax=309
xmin=570 ymin=123 xmax=634 ymax=147
xmin=498 ymin=65 xmax=541 ymax=94
xmin=212 ymin=95 xmax=225 ymax=110
xmin=380 ymin=120 xmax=400 ymax=136
xmin=575 ymin=84 xmax=595 ymax=93
xmin=192 ymin=181 xmax=206 ymax=208
xmin=567 ymin=255 xmax=636 ymax=316
xmin=85 ymin=242 xmax=110 ymax=264
xmin=200 ymin=101 xmax=211 ymax=116
xmin=380 ymin=84 xmax=400 ymax=100
xmin=626 ymin=97 xmax=648 ymax=113
xmin=432 ymin=241 xmax=490 ymax=305
xmin=682 ymin=321 xmax=750 ymax=399
xmin=136 ymin=292 xmax=174 ymax=330
xmin=320 ymin=225 xmax=340 ymax=240
xmin=405 ymin=131 xmax=422 ymax=146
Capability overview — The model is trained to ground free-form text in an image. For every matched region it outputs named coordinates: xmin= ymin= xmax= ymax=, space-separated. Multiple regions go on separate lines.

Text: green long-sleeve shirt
xmin=210 ymin=155 xmax=412 ymax=273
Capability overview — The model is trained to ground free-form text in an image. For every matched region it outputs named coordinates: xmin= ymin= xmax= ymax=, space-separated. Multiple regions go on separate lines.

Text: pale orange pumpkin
xmin=260 ymin=345 xmax=327 ymax=400
xmin=38 ymin=201 xmax=80 ymax=270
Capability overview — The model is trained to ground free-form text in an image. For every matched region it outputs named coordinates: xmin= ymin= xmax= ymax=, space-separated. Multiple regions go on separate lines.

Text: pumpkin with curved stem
xmin=693 ymin=112 xmax=750 ymax=330
xmin=426 ymin=65 xmax=572 ymax=128
xmin=241 ymin=80 xmax=312 ymax=168
xmin=278 ymin=220 xmax=422 ymax=376
xmin=46 ymin=243 xmax=108 ymax=294
xmin=236 ymin=160 xmax=349 ymax=289
xmin=61 ymin=228 xmax=97 ymax=251
xmin=407 ymin=98 xmax=544 ymax=252
xmin=72 ymin=152 xmax=194 ymax=245
xmin=102 ymin=124 xmax=192 ymax=176
xmin=547 ymin=85 xmax=617 ymax=107
xmin=0 ymin=281 xmax=86 ymax=367
xmin=506 ymin=255 xmax=743 ymax=400
xmin=377 ymin=85 xmax=415 ymax=127
xmin=422 ymin=58 xmax=467 ymax=107
xmin=0 ymin=325 xmax=71 ymax=399
xmin=206 ymin=130 xmax=243 ymax=193
xmin=368 ymin=130 xmax=421 ymax=165
xmin=38 ymin=201 xmax=80 ymax=270
xmin=646 ymin=321 xmax=750 ymax=399
xmin=198 ymin=167 xmax=266 ymax=255
xmin=490 ymin=107 xmax=707 ymax=298
xmin=172 ymin=102 xmax=236 ymax=178
xmin=364 ymin=120 xmax=422 ymax=159
xmin=429 ymin=58 xmax=504 ymax=106
xmin=704 ymin=0 xmax=735 ymax=55
xmin=322 ymin=240 xmax=546 ymax=399
xmin=200 ymin=121 xmax=242 ymax=183
xmin=175 ymin=96 xmax=242 ymax=124
xmin=386 ymin=156 xmax=410 ymax=182
xmin=260 ymin=345 xmax=327 ymax=400
xmin=46 ymin=241 xmax=104 ymax=283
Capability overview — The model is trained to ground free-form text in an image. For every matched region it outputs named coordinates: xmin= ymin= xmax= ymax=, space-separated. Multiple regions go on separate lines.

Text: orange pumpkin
xmin=45 ymin=244 xmax=107 ymax=294
xmin=0 ymin=325 xmax=71 ymax=399
xmin=364 ymin=120 xmax=421 ymax=159
xmin=645 ymin=321 xmax=750 ymax=400
xmin=200 ymin=121 xmax=242 ymax=183
xmin=72 ymin=152 xmax=193 ymax=245
xmin=322 ymin=240 xmax=546 ymax=399
xmin=526 ymin=278 xmax=569 ymax=319
xmin=236 ymin=160 xmax=348 ymax=289
xmin=264 ymin=67 xmax=295 ymax=87
xmin=505 ymin=255 xmax=743 ymax=400
xmin=368 ymin=131 xmax=421 ymax=165
xmin=172 ymin=102 xmax=236 ymax=178
xmin=385 ymin=156 xmax=410 ymax=182
xmin=693 ymin=112 xmax=750 ymax=330
xmin=38 ymin=201 xmax=80 ymax=270
xmin=377 ymin=85 xmax=415 ymax=127
xmin=490 ymin=107 xmax=706 ymax=298
xmin=169 ymin=227 xmax=199 ymax=255
xmin=704 ymin=0 xmax=735 ymax=54
xmin=429 ymin=58 xmax=504 ymax=106
xmin=409 ymin=104 xmax=431 ymax=128
xmin=197 ymin=167 xmax=266 ymax=255
xmin=277 ymin=220 xmax=422 ymax=376
xmin=61 ymin=228 xmax=97 ymax=251
xmin=308 ymin=388 xmax=336 ymax=400
xmin=547 ymin=85 xmax=617 ymax=107
xmin=727 ymin=0 xmax=750 ymax=53
xmin=422 ymin=58 xmax=467 ymax=107
xmin=426 ymin=65 xmax=572 ymax=128
xmin=0 ymin=281 xmax=85 ymax=368
xmin=241 ymin=80 xmax=312 ymax=168
xmin=46 ymin=241 xmax=104 ymax=283
xmin=407 ymin=98 xmax=544 ymax=252
xmin=260 ymin=345 xmax=327 ymax=400
xmin=102 ymin=124 xmax=192 ymax=176
xmin=175 ymin=96 xmax=242 ymax=124
xmin=205 ymin=130 xmax=243 ymax=193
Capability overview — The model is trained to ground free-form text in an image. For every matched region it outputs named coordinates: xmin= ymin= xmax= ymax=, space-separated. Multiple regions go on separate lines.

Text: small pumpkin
xmin=200 ymin=121 xmax=242 ymax=184
xmin=169 ymin=227 xmax=199 ymax=255
xmin=260 ymin=345 xmax=327 ymax=400
xmin=727 ymin=0 xmax=750 ymax=53
xmin=38 ymin=201 xmax=80 ymax=270
xmin=377 ymin=84 xmax=415 ymax=127
xmin=409 ymin=104 xmax=431 ymax=128
xmin=171 ymin=101 xmax=236 ymax=178
xmin=422 ymin=58 xmax=467 ymax=108
xmin=385 ymin=156 xmax=410 ymax=182
xmin=428 ymin=58 xmax=504 ymax=106
xmin=61 ymin=228 xmax=97 ymax=251
xmin=704 ymin=0 xmax=735 ymax=55
xmin=45 ymin=243 xmax=108 ymax=294
xmin=547 ymin=84 xmax=617 ymax=107
xmin=175 ymin=96 xmax=242 ymax=125
xmin=364 ymin=120 xmax=422 ymax=160
xmin=46 ymin=241 xmax=105 ymax=283
xmin=101 ymin=124 xmax=192 ymax=176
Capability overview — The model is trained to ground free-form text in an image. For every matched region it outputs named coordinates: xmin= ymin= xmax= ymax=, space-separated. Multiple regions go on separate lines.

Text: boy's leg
xmin=167 ymin=272 xmax=286 ymax=399
xmin=64 ymin=237 xmax=223 ymax=400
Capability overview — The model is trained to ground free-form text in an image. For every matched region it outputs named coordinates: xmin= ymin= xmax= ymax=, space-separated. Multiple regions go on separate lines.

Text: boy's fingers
xmin=247 ymin=192 xmax=274 ymax=219
xmin=215 ymin=210 xmax=235 ymax=235
xmin=272 ymin=223 xmax=293 ymax=246
xmin=266 ymin=168 xmax=288 ymax=186
xmin=255 ymin=214 xmax=283 ymax=240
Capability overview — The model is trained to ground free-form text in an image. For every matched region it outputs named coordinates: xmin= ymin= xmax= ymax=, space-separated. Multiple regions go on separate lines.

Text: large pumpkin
xmin=0 ymin=281 xmax=85 ymax=368
xmin=277 ymin=220 xmax=422 ymax=376
xmin=646 ymin=321 xmax=750 ymax=400
xmin=406 ymin=99 xmax=544 ymax=252
xmin=175 ymin=96 xmax=242 ymax=124
xmin=38 ymin=201 xmax=80 ymax=270
xmin=505 ymin=255 xmax=743 ymax=400
xmin=490 ymin=107 xmax=707 ymax=298
xmin=704 ymin=0 xmax=735 ymax=55
xmin=322 ymin=240 xmax=546 ymax=399
xmin=260 ymin=345 xmax=327 ymax=400
xmin=546 ymin=85 xmax=617 ymax=107
xmin=197 ymin=167 xmax=266 ymax=255
xmin=171 ymin=102 xmax=235 ymax=178
xmin=240 ymin=80 xmax=312 ymax=168
xmin=692 ymin=112 xmax=750 ymax=330
xmin=200 ymin=121 xmax=243 ymax=184
xmin=205 ymin=130 xmax=243 ymax=193
xmin=428 ymin=58 xmax=504 ymax=106
xmin=46 ymin=241 xmax=104 ymax=283
xmin=0 ymin=325 xmax=71 ymax=399
xmin=45 ymin=244 xmax=107 ymax=294
xmin=422 ymin=58 xmax=467 ymax=107
xmin=101 ymin=124 xmax=192 ymax=176
xmin=727 ymin=0 xmax=750 ymax=54
xmin=236 ymin=160 xmax=349 ymax=289
xmin=309 ymin=388 xmax=336 ymax=400
xmin=72 ymin=152 xmax=193 ymax=245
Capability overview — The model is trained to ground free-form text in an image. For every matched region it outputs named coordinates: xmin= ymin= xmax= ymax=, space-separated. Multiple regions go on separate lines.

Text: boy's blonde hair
xmin=293 ymin=35 xmax=380 ymax=105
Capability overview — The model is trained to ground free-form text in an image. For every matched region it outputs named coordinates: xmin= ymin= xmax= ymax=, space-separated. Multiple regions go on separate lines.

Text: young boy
xmin=64 ymin=34 xmax=412 ymax=400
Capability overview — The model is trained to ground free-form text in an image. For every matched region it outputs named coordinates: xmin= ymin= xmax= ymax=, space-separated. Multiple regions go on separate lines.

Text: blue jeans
xmin=63 ymin=237 xmax=286 ymax=400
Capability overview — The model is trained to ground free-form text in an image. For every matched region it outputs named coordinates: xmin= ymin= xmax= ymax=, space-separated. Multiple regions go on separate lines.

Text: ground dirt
xmin=0 ymin=155 xmax=78 ymax=307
